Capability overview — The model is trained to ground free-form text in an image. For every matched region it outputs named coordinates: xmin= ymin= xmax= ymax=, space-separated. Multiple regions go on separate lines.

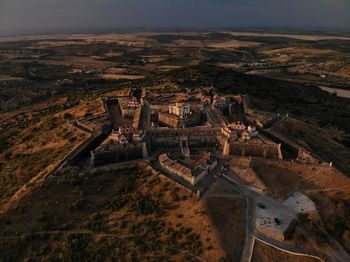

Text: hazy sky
xmin=0 ymin=0 xmax=349 ymax=34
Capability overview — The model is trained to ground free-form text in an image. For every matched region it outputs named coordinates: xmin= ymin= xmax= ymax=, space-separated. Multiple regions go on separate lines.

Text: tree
xmin=284 ymin=227 xmax=295 ymax=240
xmin=343 ymin=230 xmax=350 ymax=249
xmin=296 ymin=233 xmax=307 ymax=243
xmin=63 ymin=112 xmax=73 ymax=119
xmin=297 ymin=213 xmax=311 ymax=228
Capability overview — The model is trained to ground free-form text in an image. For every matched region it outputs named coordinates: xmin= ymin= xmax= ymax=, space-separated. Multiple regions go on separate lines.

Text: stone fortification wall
xmin=229 ymin=142 xmax=282 ymax=160
xmin=148 ymin=128 xmax=218 ymax=150
xmin=94 ymin=146 xmax=143 ymax=166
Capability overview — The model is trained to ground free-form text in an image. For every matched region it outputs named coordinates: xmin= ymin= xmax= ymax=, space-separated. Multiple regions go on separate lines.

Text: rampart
xmin=147 ymin=128 xmax=219 ymax=150
xmin=260 ymin=129 xmax=299 ymax=158
xmin=94 ymin=146 xmax=143 ymax=166
xmin=229 ymin=142 xmax=282 ymax=160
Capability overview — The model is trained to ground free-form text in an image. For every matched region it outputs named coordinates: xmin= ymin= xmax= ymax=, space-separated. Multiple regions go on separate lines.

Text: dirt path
xmin=0 ymin=169 xmax=48 ymax=215
xmin=0 ymin=125 xmax=94 ymax=215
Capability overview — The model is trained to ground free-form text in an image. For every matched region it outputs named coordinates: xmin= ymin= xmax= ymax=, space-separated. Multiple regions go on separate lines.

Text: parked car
xmin=274 ymin=217 xmax=281 ymax=225
xmin=257 ymin=203 xmax=265 ymax=209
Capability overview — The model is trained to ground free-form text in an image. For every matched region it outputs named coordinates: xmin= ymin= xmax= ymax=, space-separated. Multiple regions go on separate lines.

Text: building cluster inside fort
xmin=221 ymin=122 xmax=259 ymax=142
xmin=157 ymin=102 xmax=202 ymax=128
xmin=119 ymin=97 xmax=140 ymax=118
xmin=92 ymin=86 xmax=284 ymax=173
xmin=110 ymin=125 xmax=146 ymax=145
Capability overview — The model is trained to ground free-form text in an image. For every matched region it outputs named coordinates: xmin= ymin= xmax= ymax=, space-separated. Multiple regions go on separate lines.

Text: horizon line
xmin=1 ymin=26 xmax=350 ymax=38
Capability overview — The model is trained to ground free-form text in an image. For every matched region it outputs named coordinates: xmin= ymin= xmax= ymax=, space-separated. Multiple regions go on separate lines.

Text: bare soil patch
xmin=229 ymin=157 xmax=266 ymax=191
xmin=251 ymin=158 xmax=350 ymax=201
xmin=206 ymin=40 xmax=261 ymax=49
xmin=229 ymin=32 xmax=350 ymax=41
xmin=38 ymin=56 xmax=114 ymax=68
xmin=262 ymin=47 xmax=342 ymax=58
xmin=0 ymin=75 xmax=23 ymax=81
xmin=99 ymin=74 xmax=145 ymax=80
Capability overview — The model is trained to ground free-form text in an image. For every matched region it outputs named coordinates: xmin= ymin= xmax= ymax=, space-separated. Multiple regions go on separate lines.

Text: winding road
xmin=221 ymin=170 xmax=350 ymax=262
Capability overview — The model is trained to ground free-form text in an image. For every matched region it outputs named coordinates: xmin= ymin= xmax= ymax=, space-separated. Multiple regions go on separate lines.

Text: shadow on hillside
xmin=202 ymin=178 xmax=246 ymax=262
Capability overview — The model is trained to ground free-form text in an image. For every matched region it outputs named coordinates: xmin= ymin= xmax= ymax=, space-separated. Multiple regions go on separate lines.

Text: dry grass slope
xmin=252 ymin=239 xmax=320 ymax=262
xmin=0 ymin=164 xmax=246 ymax=261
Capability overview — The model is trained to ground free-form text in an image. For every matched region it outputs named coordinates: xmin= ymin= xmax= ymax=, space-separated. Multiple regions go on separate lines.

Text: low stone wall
xmin=74 ymin=120 xmax=94 ymax=133
xmin=260 ymin=129 xmax=299 ymax=158
xmin=229 ymin=142 xmax=282 ymax=160
xmin=67 ymin=132 xmax=108 ymax=166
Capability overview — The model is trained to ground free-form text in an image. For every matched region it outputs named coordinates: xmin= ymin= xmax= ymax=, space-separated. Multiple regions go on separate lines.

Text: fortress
xmin=92 ymin=86 xmax=283 ymax=183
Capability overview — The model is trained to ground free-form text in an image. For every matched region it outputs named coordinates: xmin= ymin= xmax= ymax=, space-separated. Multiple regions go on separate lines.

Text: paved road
xmin=241 ymin=197 xmax=256 ymax=262
xmin=221 ymin=170 xmax=350 ymax=262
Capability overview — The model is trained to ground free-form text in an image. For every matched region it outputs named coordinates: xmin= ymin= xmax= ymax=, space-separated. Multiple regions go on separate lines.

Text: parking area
xmin=283 ymin=192 xmax=317 ymax=214
xmin=255 ymin=201 xmax=296 ymax=241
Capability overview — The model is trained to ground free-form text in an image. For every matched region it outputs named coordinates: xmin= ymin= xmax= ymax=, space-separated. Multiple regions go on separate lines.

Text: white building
xmin=248 ymin=125 xmax=259 ymax=138
xmin=169 ymin=103 xmax=191 ymax=118
xmin=111 ymin=132 xmax=128 ymax=145
xmin=221 ymin=126 xmax=238 ymax=140
xmin=247 ymin=125 xmax=256 ymax=133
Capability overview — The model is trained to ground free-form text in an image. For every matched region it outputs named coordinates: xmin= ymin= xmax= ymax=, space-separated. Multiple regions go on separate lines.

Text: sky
xmin=0 ymin=0 xmax=349 ymax=34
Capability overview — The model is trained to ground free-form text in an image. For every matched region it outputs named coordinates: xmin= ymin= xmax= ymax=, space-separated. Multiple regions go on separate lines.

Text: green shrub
xmin=130 ymin=195 xmax=161 ymax=215
xmin=297 ymin=213 xmax=311 ymax=228
xmin=88 ymin=213 xmax=109 ymax=232
xmin=283 ymin=227 xmax=295 ymax=240
xmin=148 ymin=177 xmax=161 ymax=187
xmin=104 ymin=195 xmax=128 ymax=211
xmin=295 ymin=233 xmax=307 ymax=243
xmin=63 ymin=112 xmax=73 ymax=119
xmin=70 ymin=199 xmax=85 ymax=211
xmin=68 ymin=136 xmax=77 ymax=143
xmin=343 ymin=230 xmax=350 ymax=250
